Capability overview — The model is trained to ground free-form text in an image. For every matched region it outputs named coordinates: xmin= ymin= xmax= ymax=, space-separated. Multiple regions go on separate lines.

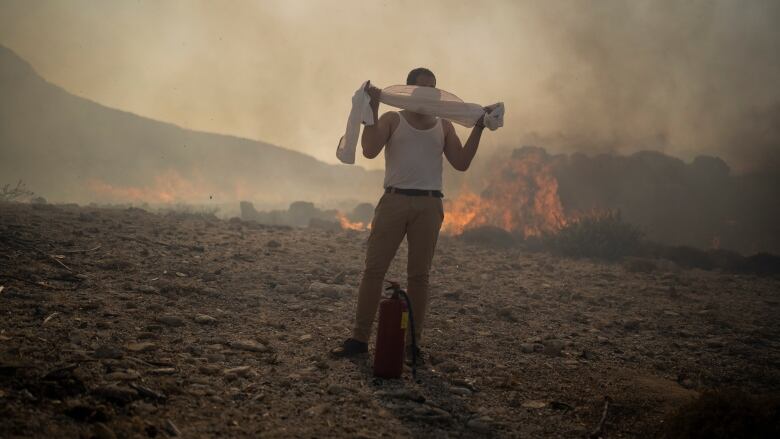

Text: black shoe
xmin=330 ymin=338 xmax=368 ymax=358
xmin=405 ymin=345 xmax=425 ymax=366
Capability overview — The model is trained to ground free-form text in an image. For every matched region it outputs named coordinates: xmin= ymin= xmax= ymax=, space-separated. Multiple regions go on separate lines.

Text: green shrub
xmin=544 ymin=211 xmax=643 ymax=261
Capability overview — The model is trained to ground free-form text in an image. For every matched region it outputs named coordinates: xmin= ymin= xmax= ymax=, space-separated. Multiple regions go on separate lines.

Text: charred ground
xmin=1 ymin=202 xmax=779 ymax=438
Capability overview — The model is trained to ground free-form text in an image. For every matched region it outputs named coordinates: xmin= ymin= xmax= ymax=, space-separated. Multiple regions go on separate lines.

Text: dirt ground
xmin=1 ymin=202 xmax=779 ymax=438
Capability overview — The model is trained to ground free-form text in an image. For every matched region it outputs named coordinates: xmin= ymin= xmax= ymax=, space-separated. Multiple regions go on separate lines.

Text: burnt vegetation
xmin=542 ymin=211 xmax=643 ymax=261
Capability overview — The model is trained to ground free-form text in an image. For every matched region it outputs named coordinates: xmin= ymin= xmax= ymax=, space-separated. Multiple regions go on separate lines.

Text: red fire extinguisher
xmin=373 ymin=281 xmax=418 ymax=379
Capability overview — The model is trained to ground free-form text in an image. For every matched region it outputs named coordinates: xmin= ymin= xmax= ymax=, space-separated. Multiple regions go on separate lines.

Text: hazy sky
xmin=1 ymin=0 xmax=779 ymax=172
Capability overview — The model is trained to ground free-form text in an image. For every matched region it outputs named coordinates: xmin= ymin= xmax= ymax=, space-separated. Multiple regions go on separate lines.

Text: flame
xmin=337 ymin=211 xmax=369 ymax=231
xmin=87 ymin=170 xmax=213 ymax=203
xmin=442 ymin=148 xmax=570 ymax=237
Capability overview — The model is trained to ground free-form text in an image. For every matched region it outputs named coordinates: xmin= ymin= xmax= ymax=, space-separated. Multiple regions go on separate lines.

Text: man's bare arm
xmin=443 ymin=117 xmax=485 ymax=171
xmin=362 ymin=112 xmax=395 ymax=158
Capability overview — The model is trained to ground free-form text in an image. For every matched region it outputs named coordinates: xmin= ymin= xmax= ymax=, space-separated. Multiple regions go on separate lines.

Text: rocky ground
xmin=1 ymin=201 xmax=779 ymax=438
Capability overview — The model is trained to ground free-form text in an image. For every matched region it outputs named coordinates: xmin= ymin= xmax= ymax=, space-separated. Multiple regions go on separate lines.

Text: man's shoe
xmin=330 ymin=338 xmax=368 ymax=358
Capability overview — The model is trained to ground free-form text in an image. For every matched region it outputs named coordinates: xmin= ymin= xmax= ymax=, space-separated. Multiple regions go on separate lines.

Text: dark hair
xmin=406 ymin=67 xmax=435 ymax=85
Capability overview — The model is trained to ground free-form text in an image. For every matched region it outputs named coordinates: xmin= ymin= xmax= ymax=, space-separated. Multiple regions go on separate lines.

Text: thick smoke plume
xmin=1 ymin=0 xmax=778 ymax=173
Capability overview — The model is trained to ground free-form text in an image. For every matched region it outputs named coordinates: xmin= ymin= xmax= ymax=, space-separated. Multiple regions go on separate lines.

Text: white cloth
xmin=336 ymin=81 xmax=504 ymax=164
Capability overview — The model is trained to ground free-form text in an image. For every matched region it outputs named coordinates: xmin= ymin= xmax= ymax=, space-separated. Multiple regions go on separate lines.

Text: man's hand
xmin=364 ymin=81 xmax=381 ymax=104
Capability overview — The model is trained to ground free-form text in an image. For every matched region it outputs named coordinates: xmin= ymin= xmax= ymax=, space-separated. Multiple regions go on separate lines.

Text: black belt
xmin=385 ymin=187 xmax=444 ymax=198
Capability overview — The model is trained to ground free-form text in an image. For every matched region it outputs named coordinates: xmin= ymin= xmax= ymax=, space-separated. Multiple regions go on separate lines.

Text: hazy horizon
xmin=2 ymin=0 xmax=779 ymax=173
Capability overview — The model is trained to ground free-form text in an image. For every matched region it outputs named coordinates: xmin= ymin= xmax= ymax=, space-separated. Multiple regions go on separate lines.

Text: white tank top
xmin=383 ymin=112 xmax=444 ymax=191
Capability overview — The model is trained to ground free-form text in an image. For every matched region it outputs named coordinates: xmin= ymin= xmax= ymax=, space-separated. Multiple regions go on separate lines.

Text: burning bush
xmin=543 ymin=211 xmax=643 ymax=261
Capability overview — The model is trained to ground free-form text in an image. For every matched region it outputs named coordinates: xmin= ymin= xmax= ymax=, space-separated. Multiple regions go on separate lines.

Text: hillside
xmin=0 ymin=45 xmax=383 ymax=207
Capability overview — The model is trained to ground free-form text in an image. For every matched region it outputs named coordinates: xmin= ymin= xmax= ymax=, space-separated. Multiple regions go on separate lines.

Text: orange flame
xmin=87 ymin=170 xmax=212 ymax=203
xmin=443 ymin=148 xmax=570 ymax=237
xmin=337 ymin=211 xmax=369 ymax=231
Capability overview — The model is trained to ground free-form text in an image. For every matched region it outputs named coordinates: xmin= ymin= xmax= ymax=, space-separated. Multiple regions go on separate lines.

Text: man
xmin=331 ymin=68 xmax=489 ymax=360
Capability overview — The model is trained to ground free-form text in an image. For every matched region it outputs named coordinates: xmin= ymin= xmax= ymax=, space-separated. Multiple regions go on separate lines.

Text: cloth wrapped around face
xmin=336 ymin=81 xmax=504 ymax=164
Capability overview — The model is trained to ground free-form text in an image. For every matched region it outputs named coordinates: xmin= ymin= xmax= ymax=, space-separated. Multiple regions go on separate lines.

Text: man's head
xmin=407 ymin=67 xmax=436 ymax=87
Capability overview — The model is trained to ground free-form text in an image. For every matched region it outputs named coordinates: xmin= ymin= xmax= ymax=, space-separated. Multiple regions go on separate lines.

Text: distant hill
xmin=0 ymin=45 xmax=383 ymax=207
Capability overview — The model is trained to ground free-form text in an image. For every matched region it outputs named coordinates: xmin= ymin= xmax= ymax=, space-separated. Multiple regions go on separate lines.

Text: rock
xmin=522 ymin=400 xmax=548 ymax=409
xmin=333 ymin=271 xmax=347 ymax=284
xmin=435 ymin=361 xmax=460 ymax=374
xmin=105 ymin=370 xmax=140 ymax=381
xmin=308 ymin=282 xmax=351 ymax=299
xmin=199 ymin=365 xmax=221 ymax=375
xmin=542 ymin=340 xmax=565 ymax=357
xmin=623 ymin=319 xmax=642 ymax=331
xmin=467 ymin=416 xmax=493 ymax=433
xmin=299 ymin=334 xmax=313 ymax=342
xmin=163 ymin=419 xmax=181 ymax=436
xmin=376 ymin=389 xmax=425 ymax=403
xmin=267 ymin=240 xmax=282 ymax=248
xmin=150 ymin=368 xmax=176 ymax=375
xmin=194 ymin=314 xmax=217 ymax=325
xmin=126 ymin=342 xmax=157 ymax=353
xmin=94 ymin=345 xmax=124 ymax=359
xmin=223 ymin=366 xmax=252 ymax=377
xmin=412 ymin=405 xmax=452 ymax=421
xmin=305 ymin=403 xmax=330 ymax=416
xmin=449 ymin=386 xmax=472 ymax=396
xmin=520 ymin=343 xmax=535 ymax=353
xmin=93 ymin=422 xmax=117 ymax=439
xmin=63 ymin=402 xmax=109 ymax=423
xmin=326 ymin=384 xmax=350 ymax=395
xmin=137 ymin=285 xmax=159 ymax=294
xmin=156 ymin=315 xmax=186 ymax=327
xmin=93 ymin=385 xmax=138 ymax=403
xmin=230 ymin=340 xmax=270 ymax=353
xmin=129 ymin=383 xmax=166 ymax=400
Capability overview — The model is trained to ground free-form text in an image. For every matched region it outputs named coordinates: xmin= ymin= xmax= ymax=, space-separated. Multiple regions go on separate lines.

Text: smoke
xmin=1 ymin=0 xmax=778 ymax=174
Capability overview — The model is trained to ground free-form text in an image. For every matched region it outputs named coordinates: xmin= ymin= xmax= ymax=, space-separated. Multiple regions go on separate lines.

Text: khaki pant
xmin=352 ymin=192 xmax=444 ymax=344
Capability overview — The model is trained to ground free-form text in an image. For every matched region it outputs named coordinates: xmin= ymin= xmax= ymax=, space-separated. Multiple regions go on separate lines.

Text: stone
xmin=333 ymin=271 xmax=347 ymax=284
xmin=299 ymin=334 xmax=313 ymax=342
xmin=412 ymin=405 xmax=452 ymax=421
xmin=105 ymin=370 xmax=140 ymax=381
xmin=305 ymin=403 xmax=330 ymax=416
xmin=164 ymin=419 xmax=181 ymax=436
xmin=467 ymin=416 xmax=493 ymax=433
xmin=267 ymin=240 xmax=282 ymax=248
xmin=93 ymin=423 xmax=117 ymax=439
xmin=223 ymin=366 xmax=252 ymax=377
xmin=375 ymin=389 xmax=425 ymax=403
xmin=449 ymin=386 xmax=472 ymax=396
xmin=520 ymin=343 xmax=535 ymax=353
xmin=137 ymin=285 xmax=159 ymax=294
xmin=543 ymin=340 xmax=565 ymax=357
xmin=199 ymin=365 xmax=221 ymax=375
xmin=156 ymin=315 xmax=186 ymax=327
xmin=94 ymin=345 xmax=124 ymax=359
xmin=308 ymin=282 xmax=351 ymax=299
xmin=194 ymin=314 xmax=217 ymax=325
xmin=127 ymin=342 xmax=157 ymax=353
xmin=522 ymin=400 xmax=548 ymax=409
xmin=93 ymin=385 xmax=138 ymax=403
xmin=230 ymin=340 xmax=270 ymax=353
